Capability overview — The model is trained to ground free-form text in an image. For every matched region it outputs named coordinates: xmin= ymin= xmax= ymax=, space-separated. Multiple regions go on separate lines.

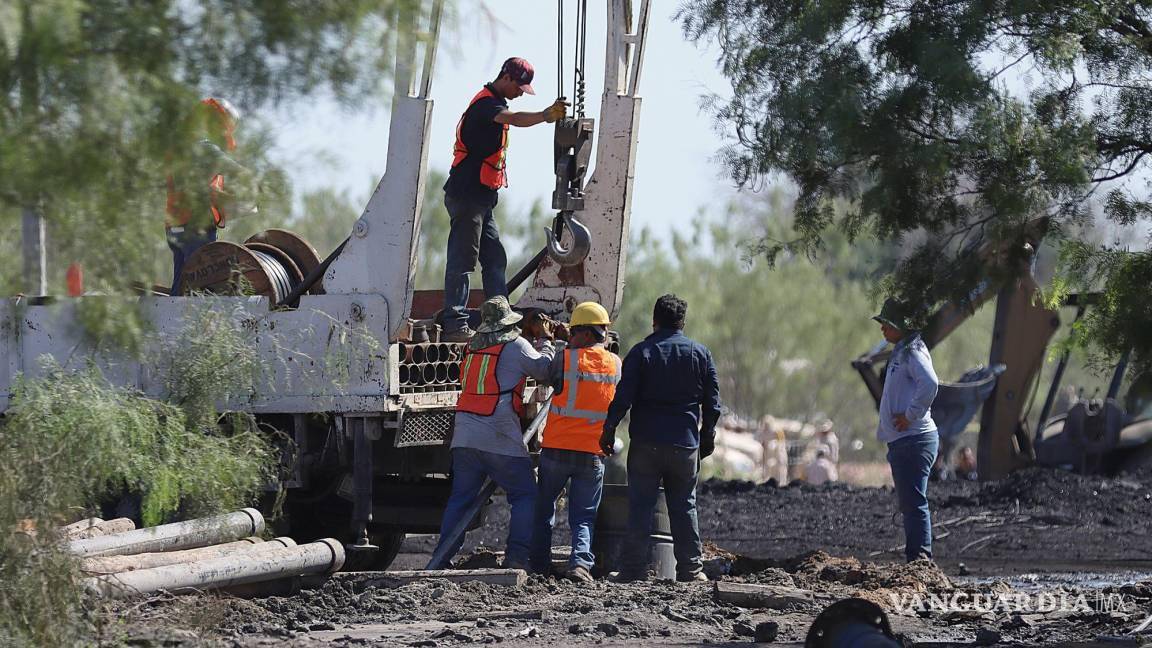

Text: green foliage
xmin=1054 ymin=245 xmax=1152 ymax=367
xmin=0 ymin=306 xmax=277 ymax=646
xmin=0 ymin=0 xmax=435 ymax=295
xmin=156 ymin=304 xmax=261 ymax=429
xmin=679 ymin=0 xmax=1152 ymax=372
xmin=74 ymin=297 xmax=152 ymax=358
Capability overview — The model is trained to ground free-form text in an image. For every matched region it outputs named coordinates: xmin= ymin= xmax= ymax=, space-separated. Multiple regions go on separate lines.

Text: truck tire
xmin=369 ymin=531 xmax=406 ymax=570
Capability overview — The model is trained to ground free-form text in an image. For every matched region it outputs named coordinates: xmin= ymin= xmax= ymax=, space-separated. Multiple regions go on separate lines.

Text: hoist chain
xmin=556 ymin=0 xmax=588 ymax=118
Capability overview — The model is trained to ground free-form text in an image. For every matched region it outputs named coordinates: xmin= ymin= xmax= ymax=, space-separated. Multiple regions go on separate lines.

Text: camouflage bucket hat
xmin=475 ymin=296 xmax=523 ymax=333
xmin=469 ymin=297 xmax=522 ymax=350
xmin=872 ymin=298 xmax=915 ymax=332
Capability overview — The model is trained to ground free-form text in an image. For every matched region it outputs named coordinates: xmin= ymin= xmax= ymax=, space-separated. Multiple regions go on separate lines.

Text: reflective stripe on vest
xmin=208 ymin=173 xmax=227 ymax=227
xmin=456 ymin=343 xmax=525 ymax=417
xmin=166 ymin=173 xmax=227 ymax=230
xmin=543 ymin=347 xmax=621 ymax=454
xmin=451 ymin=87 xmax=509 ymax=190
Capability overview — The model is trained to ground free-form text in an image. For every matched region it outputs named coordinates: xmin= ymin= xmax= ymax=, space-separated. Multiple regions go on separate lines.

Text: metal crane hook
xmin=544 ymin=212 xmax=591 ymax=266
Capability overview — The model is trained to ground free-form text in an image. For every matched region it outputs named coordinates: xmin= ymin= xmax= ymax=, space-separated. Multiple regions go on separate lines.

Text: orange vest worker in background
xmin=165 ymin=97 xmax=256 ymax=294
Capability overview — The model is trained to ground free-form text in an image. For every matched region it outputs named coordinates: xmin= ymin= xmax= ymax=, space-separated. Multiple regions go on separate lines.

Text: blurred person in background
xmin=815 ymin=420 xmax=840 ymax=465
xmin=165 ymin=97 xmax=258 ymax=294
xmin=804 ymin=446 xmax=838 ymax=485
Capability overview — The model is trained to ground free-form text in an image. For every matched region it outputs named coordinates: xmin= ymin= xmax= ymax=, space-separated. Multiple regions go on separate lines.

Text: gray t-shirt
xmin=452 ymin=336 xmax=556 ymax=457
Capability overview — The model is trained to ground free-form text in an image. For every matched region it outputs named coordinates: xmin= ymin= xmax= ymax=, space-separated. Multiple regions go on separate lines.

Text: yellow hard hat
xmin=570 ymin=301 xmax=611 ymax=327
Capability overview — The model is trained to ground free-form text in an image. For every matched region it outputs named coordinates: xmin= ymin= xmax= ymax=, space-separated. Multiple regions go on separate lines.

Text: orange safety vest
xmin=166 ymin=173 xmax=228 ymax=230
xmin=451 ymin=87 xmax=509 ymax=190
xmin=542 ymin=346 xmax=621 ymax=455
xmin=456 ymin=343 xmax=526 ymax=417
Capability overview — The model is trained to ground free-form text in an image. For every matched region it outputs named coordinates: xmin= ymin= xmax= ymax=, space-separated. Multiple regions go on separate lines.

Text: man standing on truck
xmin=165 ymin=97 xmax=258 ymax=294
xmin=530 ymin=301 xmax=620 ymax=583
xmin=600 ymin=294 xmax=722 ymax=582
xmin=432 ymin=296 xmax=557 ymax=569
xmin=873 ymin=298 xmax=940 ymax=562
xmin=439 ymin=58 xmax=568 ymax=342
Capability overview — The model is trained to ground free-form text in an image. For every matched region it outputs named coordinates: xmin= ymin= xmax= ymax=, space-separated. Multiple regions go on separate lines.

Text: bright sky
xmin=267 ymin=1 xmax=736 ymax=240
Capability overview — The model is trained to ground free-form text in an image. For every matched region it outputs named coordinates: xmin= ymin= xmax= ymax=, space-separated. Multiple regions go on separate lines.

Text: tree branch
xmin=1092 ymin=150 xmax=1149 ymax=183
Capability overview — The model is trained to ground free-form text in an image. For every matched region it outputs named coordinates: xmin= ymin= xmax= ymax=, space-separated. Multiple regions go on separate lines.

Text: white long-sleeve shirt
xmin=877 ymin=333 xmax=939 ymax=443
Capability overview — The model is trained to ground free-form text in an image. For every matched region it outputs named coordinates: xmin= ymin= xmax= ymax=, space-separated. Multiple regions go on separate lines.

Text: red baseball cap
xmin=500 ymin=57 xmax=536 ymax=95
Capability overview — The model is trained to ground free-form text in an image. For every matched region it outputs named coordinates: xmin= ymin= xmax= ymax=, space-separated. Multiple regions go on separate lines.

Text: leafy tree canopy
xmin=679 ymin=0 xmax=1152 ymax=372
xmin=0 ymin=0 xmax=427 ymax=289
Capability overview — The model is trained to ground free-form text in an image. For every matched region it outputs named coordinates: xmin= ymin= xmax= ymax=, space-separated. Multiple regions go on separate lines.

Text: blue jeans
xmin=166 ymin=227 xmax=217 ymax=294
xmin=530 ymin=448 xmax=605 ymax=572
xmin=434 ymin=447 xmax=536 ymax=565
xmin=622 ymin=442 xmax=703 ymax=579
xmin=442 ymin=193 xmax=508 ymax=332
xmin=887 ymin=433 xmax=939 ymax=562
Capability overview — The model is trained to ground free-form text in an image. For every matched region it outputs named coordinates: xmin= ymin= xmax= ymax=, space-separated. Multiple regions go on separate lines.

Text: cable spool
xmin=180 ymin=241 xmax=282 ymax=300
xmin=252 ymin=250 xmax=292 ymax=303
xmin=245 ymin=230 xmax=324 ymax=294
xmin=180 ymin=236 xmax=313 ymax=303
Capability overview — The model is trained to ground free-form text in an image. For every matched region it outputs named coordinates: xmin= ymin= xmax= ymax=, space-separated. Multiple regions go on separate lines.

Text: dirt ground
xmin=111 ymin=466 xmax=1152 ymax=647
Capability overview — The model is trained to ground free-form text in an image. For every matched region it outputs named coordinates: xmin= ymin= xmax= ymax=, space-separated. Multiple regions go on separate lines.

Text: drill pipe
xmin=58 ymin=518 xmax=105 ymax=540
xmin=86 ymin=538 xmax=343 ymax=599
xmin=67 ymin=509 xmax=264 ymax=558
xmin=81 ymin=537 xmax=296 ymax=575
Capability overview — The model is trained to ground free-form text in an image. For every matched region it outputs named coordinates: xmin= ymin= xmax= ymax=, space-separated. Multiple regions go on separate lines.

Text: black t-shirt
xmin=444 ymin=84 xmax=508 ymax=206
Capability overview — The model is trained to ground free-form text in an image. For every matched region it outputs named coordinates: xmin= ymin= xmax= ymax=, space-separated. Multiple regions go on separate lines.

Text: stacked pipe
xmin=396 ymin=342 xmax=467 ymax=393
xmin=56 ymin=509 xmax=343 ymax=599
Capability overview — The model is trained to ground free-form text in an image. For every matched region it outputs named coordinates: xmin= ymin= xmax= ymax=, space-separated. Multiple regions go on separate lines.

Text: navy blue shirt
xmin=604 ymin=329 xmax=722 ymax=449
xmin=443 ymin=84 xmax=507 ymax=207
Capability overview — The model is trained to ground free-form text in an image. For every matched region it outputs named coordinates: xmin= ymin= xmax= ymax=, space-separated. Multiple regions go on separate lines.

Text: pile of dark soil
xmin=115 ymin=546 xmax=1148 ymax=647
xmin=110 ymin=464 xmax=1152 ymax=646
xmin=698 ymin=466 xmax=1152 ymax=571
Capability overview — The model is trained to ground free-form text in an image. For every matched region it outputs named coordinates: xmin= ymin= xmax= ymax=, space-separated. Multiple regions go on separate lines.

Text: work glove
xmin=544 ymin=98 xmax=569 ymax=123
xmin=699 ymin=433 xmax=715 ymax=459
xmin=600 ymin=426 xmax=617 ymax=456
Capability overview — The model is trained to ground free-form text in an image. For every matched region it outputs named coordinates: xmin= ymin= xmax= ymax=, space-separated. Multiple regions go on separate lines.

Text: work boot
xmin=440 ymin=325 xmax=475 ymax=343
xmin=566 ymin=565 xmax=594 ymax=584
xmin=676 ymin=571 xmax=709 ymax=583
